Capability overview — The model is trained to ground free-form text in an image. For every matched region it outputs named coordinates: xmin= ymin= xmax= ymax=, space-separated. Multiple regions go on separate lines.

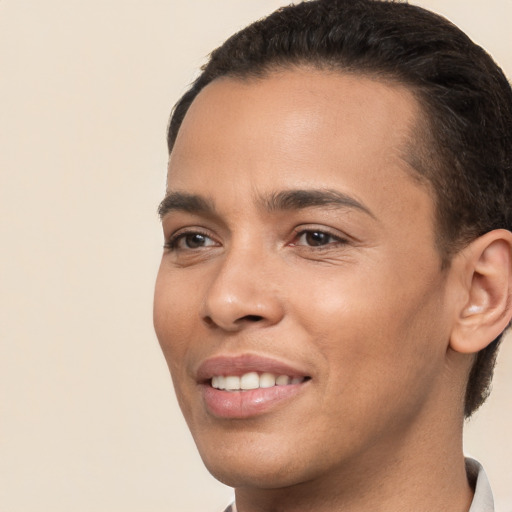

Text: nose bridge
xmin=201 ymin=237 xmax=283 ymax=330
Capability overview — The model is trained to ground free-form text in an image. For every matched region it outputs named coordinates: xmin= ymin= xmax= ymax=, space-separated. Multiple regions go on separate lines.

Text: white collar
xmin=467 ymin=458 xmax=494 ymax=512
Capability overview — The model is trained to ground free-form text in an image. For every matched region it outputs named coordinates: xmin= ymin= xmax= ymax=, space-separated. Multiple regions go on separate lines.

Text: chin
xmin=204 ymin=457 xmax=307 ymax=490
xmin=196 ymin=433 xmax=313 ymax=489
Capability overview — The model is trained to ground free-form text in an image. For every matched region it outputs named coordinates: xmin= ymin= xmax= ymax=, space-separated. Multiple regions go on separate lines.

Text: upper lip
xmin=196 ymin=353 xmax=310 ymax=382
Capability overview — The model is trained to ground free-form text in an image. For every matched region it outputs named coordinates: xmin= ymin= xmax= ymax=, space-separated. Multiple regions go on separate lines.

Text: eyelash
xmin=164 ymin=229 xmax=217 ymax=251
xmin=291 ymin=228 xmax=348 ymax=248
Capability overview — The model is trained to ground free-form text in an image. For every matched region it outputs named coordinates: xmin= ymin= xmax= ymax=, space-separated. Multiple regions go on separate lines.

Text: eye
xmin=293 ymin=229 xmax=345 ymax=247
xmin=166 ymin=231 xmax=217 ymax=250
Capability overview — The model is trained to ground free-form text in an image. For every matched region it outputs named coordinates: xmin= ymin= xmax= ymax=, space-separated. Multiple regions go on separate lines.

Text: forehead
xmin=170 ymin=68 xmax=423 ymax=180
xmin=167 ymin=69 xmax=433 ymax=226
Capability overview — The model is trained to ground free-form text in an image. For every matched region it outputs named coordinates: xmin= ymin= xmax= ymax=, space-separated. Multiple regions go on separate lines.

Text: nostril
xmin=203 ymin=316 xmax=215 ymax=327
xmin=240 ymin=315 xmax=264 ymax=322
xmin=202 ymin=314 xmax=264 ymax=328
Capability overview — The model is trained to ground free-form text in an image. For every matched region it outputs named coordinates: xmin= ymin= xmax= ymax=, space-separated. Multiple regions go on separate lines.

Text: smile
xmin=211 ymin=372 xmax=308 ymax=391
xmin=197 ymin=355 xmax=311 ymax=418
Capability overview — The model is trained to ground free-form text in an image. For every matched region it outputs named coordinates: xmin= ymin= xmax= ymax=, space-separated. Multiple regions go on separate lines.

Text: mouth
xmin=211 ymin=372 xmax=310 ymax=391
xmin=197 ymin=354 xmax=312 ymax=419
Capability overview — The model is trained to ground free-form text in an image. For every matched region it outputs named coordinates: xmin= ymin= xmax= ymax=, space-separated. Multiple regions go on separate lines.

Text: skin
xmin=154 ymin=69 xmax=478 ymax=512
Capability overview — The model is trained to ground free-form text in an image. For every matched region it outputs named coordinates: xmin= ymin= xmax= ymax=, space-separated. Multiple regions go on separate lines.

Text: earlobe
xmin=450 ymin=229 xmax=512 ymax=354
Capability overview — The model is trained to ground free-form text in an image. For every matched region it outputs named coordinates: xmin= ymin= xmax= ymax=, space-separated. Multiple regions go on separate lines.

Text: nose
xmin=201 ymin=248 xmax=285 ymax=332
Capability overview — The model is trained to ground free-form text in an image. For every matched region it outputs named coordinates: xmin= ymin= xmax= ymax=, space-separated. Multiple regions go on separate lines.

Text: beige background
xmin=0 ymin=1 xmax=511 ymax=511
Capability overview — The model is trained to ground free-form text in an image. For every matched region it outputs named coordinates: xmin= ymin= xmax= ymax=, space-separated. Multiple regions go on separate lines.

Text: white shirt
xmin=467 ymin=458 xmax=494 ymax=512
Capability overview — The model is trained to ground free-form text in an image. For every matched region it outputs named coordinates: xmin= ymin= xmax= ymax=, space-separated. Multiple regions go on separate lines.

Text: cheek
xmin=292 ymin=259 xmax=449 ymax=395
xmin=153 ymin=266 xmax=194 ymax=376
xmin=154 ymin=270 xmax=199 ymax=424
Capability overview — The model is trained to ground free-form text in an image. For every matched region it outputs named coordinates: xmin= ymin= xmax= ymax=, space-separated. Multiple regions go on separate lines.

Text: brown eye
xmin=182 ymin=233 xmax=210 ymax=249
xmin=166 ymin=232 xmax=217 ymax=250
xmin=296 ymin=230 xmax=340 ymax=247
xmin=306 ymin=231 xmax=330 ymax=246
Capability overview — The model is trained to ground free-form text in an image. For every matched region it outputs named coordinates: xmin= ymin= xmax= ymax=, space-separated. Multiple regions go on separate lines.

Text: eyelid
xmin=289 ymin=225 xmax=350 ymax=246
xmin=164 ymin=227 xmax=219 ymax=250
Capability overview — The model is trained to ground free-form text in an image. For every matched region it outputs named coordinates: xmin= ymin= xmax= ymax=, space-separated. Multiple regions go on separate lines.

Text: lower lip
xmin=201 ymin=382 xmax=307 ymax=419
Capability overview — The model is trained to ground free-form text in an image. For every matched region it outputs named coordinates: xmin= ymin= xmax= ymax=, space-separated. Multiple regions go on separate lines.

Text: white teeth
xmin=212 ymin=375 xmax=225 ymax=389
xmin=276 ymin=375 xmax=291 ymax=386
xmin=259 ymin=372 xmax=276 ymax=388
xmin=211 ymin=372 xmax=306 ymax=391
xmin=240 ymin=372 xmax=260 ymax=390
xmin=224 ymin=376 xmax=240 ymax=390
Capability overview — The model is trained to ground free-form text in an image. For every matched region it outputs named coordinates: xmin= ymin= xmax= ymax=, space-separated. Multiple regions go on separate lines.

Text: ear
xmin=450 ymin=229 xmax=512 ymax=354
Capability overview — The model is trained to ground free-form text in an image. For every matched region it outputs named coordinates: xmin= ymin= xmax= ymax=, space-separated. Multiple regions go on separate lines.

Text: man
xmin=154 ymin=1 xmax=512 ymax=510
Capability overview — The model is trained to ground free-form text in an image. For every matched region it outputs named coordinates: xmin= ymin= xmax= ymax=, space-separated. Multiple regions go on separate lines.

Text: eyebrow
xmin=158 ymin=188 xmax=374 ymax=219
xmin=158 ymin=192 xmax=216 ymax=219
xmin=261 ymin=189 xmax=375 ymax=218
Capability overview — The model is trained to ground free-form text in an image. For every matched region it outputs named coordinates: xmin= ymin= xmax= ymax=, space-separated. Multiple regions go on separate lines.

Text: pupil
xmin=307 ymin=231 xmax=328 ymax=246
xmin=187 ymin=234 xmax=205 ymax=248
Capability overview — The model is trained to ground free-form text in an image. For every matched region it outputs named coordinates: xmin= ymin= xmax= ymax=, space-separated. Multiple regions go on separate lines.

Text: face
xmin=154 ymin=69 xmax=459 ymax=490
